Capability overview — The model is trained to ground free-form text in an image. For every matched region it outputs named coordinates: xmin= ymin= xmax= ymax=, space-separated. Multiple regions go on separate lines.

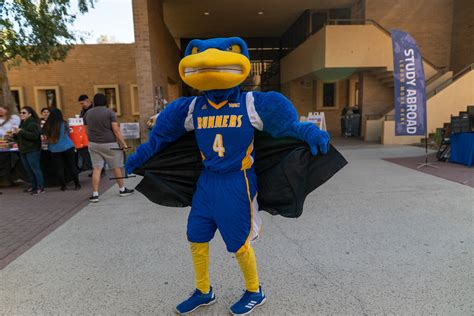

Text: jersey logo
xmin=201 ymin=104 xmax=208 ymax=110
xmin=197 ymin=115 xmax=243 ymax=129
xmin=228 ymin=103 xmax=240 ymax=108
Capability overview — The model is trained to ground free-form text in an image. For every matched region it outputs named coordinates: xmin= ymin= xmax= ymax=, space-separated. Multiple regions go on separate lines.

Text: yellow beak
xmin=179 ymin=48 xmax=251 ymax=91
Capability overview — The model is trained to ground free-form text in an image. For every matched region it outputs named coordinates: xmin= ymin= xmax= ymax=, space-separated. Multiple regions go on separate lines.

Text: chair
xmin=436 ymin=123 xmax=451 ymax=162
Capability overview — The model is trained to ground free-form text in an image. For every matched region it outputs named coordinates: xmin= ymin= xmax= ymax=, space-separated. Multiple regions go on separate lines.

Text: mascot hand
xmin=307 ymin=129 xmax=330 ymax=156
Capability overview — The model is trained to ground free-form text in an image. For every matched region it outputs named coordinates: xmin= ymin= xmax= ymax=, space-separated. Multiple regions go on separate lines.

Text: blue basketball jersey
xmin=191 ymin=92 xmax=255 ymax=173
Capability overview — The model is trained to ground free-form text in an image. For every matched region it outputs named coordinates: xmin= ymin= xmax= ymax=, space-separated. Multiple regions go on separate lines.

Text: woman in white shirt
xmin=0 ymin=105 xmax=21 ymax=138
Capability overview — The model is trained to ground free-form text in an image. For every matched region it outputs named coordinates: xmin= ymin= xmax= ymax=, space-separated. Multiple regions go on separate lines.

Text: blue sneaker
xmin=175 ymin=287 xmax=216 ymax=314
xmin=230 ymin=286 xmax=266 ymax=315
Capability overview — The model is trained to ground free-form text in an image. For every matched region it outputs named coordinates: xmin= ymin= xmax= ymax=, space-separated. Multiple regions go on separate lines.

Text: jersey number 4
xmin=213 ymin=134 xmax=225 ymax=157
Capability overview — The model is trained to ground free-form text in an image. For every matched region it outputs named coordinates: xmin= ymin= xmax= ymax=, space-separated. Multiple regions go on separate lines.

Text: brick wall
xmin=289 ymin=78 xmax=314 ymax=117
xmin=365 ymin=0 xmax=454 ymax=70
xmin=6 ymin=44 xmax=137 ymax=122
xmin=359 ymin=72 xmax=393 ymax=136
xmin=450 ymin=0 xmax=474 ymax=73
xmin=132 ymin=0 xmax=181 ymax=140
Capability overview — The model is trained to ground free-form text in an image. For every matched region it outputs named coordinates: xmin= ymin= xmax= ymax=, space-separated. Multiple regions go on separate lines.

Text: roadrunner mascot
xmin=126 ymin=37 xmax=347 ymax=314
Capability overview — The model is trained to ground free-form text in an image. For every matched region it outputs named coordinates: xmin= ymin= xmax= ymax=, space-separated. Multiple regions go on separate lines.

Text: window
xmin=323 ymin=83 xmax=336 ymax=107
xmin=130 ymin=84 xmax=139 ymax=116
xmin=10 ymin=87 xmax=25 ymax=112
xmin=354 ymin=82 xmax=360 ymax=106
xmin=316 ymin=81 xmax=338 ymax=110
xmin=34 ymin=86 xmax=61 ymax=112
xmin=348 ymin=77 xmax=359 ymax=107
xmin=94 ymin=85 xmax=121 ymax=116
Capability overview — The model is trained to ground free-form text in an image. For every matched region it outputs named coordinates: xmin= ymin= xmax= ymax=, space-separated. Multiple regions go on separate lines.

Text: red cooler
xmin=68 ymin=116 xmax=89 ymax=149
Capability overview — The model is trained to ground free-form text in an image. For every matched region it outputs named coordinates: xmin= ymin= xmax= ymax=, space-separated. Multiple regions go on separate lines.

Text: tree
xmin=0 ymin=0 xmax=95 ymax=113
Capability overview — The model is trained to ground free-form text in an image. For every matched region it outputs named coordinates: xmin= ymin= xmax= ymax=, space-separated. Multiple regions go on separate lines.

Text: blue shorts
xmin=187 ymin=169 xmax=262 ymax=253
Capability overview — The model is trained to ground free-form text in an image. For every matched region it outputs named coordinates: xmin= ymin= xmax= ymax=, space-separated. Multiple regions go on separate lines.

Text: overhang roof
xmin=163 ymin=0 xmax=356 ymax=38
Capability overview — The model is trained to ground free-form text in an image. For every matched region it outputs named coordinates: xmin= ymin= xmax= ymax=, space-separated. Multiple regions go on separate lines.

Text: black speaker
xmin=467 ymin=105 xmax=474 ymax=131
xmin=451 ymin=116 xmax=460 ymax=133
xmin=459 ymin=111 xmax=470 ymax=132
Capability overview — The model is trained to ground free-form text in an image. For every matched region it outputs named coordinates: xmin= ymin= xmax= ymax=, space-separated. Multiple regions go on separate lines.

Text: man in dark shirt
xmin=78 ymin=94 xmax=93 ymax=118
xmin=83 ymin=93 xmax=134 ymax=202
xmin=78 ymin=94 xmax=102 ymax=177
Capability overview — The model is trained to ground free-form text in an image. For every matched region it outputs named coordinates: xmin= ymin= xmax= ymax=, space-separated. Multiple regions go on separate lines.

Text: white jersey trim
xmin=250 ymin=194 xmax=262 ymax=242
xmin=184 ymin=97 xmax=197 ymax=131
xmin=246 ymin=92 xmax=263 ymax=131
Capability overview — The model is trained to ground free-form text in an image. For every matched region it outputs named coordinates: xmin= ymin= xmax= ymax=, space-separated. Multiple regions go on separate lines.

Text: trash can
xmin=340 ymin=107 xmax=361 ymax=137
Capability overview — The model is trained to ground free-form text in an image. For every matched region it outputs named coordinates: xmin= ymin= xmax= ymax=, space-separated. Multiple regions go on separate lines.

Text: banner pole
xmin=417 ymin=112 xmax=438 ymax=169
xmin=425 ymin=131 xmax=428 ymax=164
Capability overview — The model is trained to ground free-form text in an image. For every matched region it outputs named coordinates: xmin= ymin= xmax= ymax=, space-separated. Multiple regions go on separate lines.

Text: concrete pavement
xmin=1 ymin=143 xmax=472 ymax=315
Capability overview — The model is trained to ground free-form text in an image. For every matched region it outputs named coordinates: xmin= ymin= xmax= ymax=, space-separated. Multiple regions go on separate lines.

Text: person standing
xmin=83 ymin=93 xmax=133 ymax=202
xmin=78 ymin=94 xmax=93 ymax=118
xmin=13 ymin=106 xmax=44 ymax=194
xmin=78 ymin=94 xmax=104 ymax=177
xmin=39 ymin=107 xmax=50 ymax=150
xmin=40 ymin=107 xmax=50 ymax=127
xmin=42 ymin=108 xmax=81 ymax=191
xmin=0 ymin=105 xmax=21 ymax=138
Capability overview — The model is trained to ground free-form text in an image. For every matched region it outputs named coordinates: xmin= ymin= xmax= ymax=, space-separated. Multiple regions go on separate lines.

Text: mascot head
xmin=179 ymin=37 xmax=251 ymax=91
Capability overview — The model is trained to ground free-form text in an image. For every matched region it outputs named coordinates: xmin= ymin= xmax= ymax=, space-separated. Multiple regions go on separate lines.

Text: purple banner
xmin=391 ymin=30 xmax=426 ymax=136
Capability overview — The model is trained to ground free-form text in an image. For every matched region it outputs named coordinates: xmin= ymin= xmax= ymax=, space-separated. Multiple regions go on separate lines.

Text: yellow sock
xmin=190 ymin=242 xmax=210 ymax=293
xmin=235 ymin=245 xmax=259 ymax=292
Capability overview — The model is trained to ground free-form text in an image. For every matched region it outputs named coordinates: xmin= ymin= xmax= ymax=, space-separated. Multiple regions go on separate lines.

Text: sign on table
xmin=307 ymin=112 xmax=327 ymax=131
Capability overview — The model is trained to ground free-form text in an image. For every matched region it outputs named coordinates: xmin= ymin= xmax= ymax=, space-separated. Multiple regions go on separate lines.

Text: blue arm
xmin=253 ymin=91 xmax=330 ymax=155
xmin=125 ymin=97 xmax=194 ymax=174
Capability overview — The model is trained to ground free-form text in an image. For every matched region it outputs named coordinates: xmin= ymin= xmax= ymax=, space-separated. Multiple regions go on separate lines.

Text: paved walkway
xmin=0 ymin=173 xmax=114 ymax=269
xmin=0 ymin=143 xmax=472 ymax=315
xmin=385 ymin=153 xmax=474 ymax=188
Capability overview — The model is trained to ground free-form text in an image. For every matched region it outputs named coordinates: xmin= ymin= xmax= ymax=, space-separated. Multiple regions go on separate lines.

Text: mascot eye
xmin=191 ymin=47 xmax=200 ymax=54
xmin=226 ymin=44 xmax=241 ymax=53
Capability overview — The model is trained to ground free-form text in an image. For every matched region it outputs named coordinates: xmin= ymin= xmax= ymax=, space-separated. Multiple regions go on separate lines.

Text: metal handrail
xmin=427 ymin=63 xmax=474 ymax=99
xmin=325 ymin=19 xmax=445 ymax=72
xmin=425 ymin=70 xmax=446 ymax=86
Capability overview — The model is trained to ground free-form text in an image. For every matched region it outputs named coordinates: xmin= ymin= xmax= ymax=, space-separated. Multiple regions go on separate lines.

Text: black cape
xmin=134 ymin=131 xmax=347 ymax=218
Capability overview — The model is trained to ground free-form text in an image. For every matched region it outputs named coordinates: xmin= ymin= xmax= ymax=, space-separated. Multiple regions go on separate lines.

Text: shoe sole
xmin=230 ymin=297 xmax=266 ymax=315
xmin=89 ymin=199 xmax=99 ymax=203
xmin=175 ymin=297 xmax=216 ymax=315
xmin=119 ymin=192 xmax=134 ymax=197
